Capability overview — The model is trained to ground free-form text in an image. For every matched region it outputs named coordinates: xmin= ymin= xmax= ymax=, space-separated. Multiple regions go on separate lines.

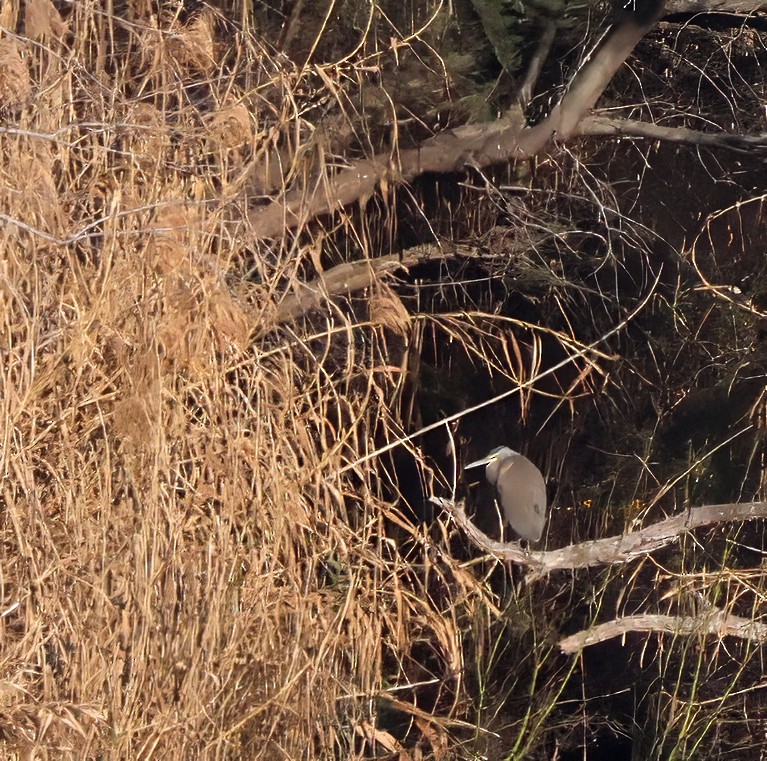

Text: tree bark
xmin=430 ymin=496 xmax=767 ymax=578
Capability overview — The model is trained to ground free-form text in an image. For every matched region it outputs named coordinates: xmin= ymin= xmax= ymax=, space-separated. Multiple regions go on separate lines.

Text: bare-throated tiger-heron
xmin=465 ymin=446 xmax=547 ymax=542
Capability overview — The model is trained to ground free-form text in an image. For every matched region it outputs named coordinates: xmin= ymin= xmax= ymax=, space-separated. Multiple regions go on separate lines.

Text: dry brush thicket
xmin=0 ymin=2 xmax=502 ymax=758
xmin=2 ymin=0 xmax=767 ymax=760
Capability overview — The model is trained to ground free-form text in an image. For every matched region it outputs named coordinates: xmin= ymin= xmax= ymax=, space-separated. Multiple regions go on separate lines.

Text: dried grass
xmin=3 ymin=2 xmax=767 ymax=759
xmin=0 ymin=4 xmax=498 ymax=758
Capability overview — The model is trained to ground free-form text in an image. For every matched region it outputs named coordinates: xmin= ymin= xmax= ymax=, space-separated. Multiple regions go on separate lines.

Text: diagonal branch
xmin=430 ymin=496 xmax=767 ymax=578
xmin=272 ymin=242 xmax=482 ymax=327
xmin=249 ymin=5 xmax=668 ymax=239
xmin=558 ymin=610 xmax=767 ymax=654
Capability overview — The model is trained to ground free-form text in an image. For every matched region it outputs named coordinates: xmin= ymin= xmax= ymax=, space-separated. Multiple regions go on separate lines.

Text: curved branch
xmin=271 ymin=242 xmax=482 ymax=327
xmin=430 ymin=496 xmax=767 ymax=578
xmin=559 ymin=611 xmax=767 ymax=654
xmin=247 ymin=0 xmax=767 ymax=240
xmin=545 ymin=5 xmax=667 ymax=141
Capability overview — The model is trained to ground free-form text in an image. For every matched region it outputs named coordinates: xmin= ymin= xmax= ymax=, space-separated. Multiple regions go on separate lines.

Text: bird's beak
xmin=464 ymin=456 xmax=492 ymax=469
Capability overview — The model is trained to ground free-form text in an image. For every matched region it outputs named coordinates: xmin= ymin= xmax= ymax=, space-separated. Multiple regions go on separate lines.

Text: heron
xmin=464 ymin=446 xmax=547 ymax=542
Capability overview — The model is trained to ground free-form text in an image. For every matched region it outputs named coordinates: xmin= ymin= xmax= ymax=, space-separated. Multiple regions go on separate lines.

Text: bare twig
xmin=517 ymin=21 xmax=558 ymax=108
xmin=579 ymin=114 xmax=767 ymax=154
xmin=338 ymin=268 xmax=661 ymax=475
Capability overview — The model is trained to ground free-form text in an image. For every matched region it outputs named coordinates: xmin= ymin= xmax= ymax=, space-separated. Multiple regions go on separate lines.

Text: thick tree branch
xmin=559 ymin=610 xmax=767 ymax=654
xmin=248 ymin=110 xmax=528 ymax=239
xmin=544 ymin=6 xmax=667 ymax=141
xmin=666 ymin=0 xmax=767 ymax=11
xmin=272 ymin=242 xmax=481 ymax=327
xmin=250 ymin=107 xmax=767 ymax=240
xmin=247 ymin=0 xmax=767 ymax=240
xmin=430 ymin=496 xmax=767 ymax=578
xmin=249 ymin=5 xmax=667 ymax=239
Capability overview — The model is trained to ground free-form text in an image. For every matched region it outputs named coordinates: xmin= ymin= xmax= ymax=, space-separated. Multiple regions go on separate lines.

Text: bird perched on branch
xmin=465 ymin=446 xmax=547 ymax=543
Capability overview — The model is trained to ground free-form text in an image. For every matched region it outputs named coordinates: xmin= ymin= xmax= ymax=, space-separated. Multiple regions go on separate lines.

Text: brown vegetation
xmin=2 ymin=0 xmax=767 ymax=759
